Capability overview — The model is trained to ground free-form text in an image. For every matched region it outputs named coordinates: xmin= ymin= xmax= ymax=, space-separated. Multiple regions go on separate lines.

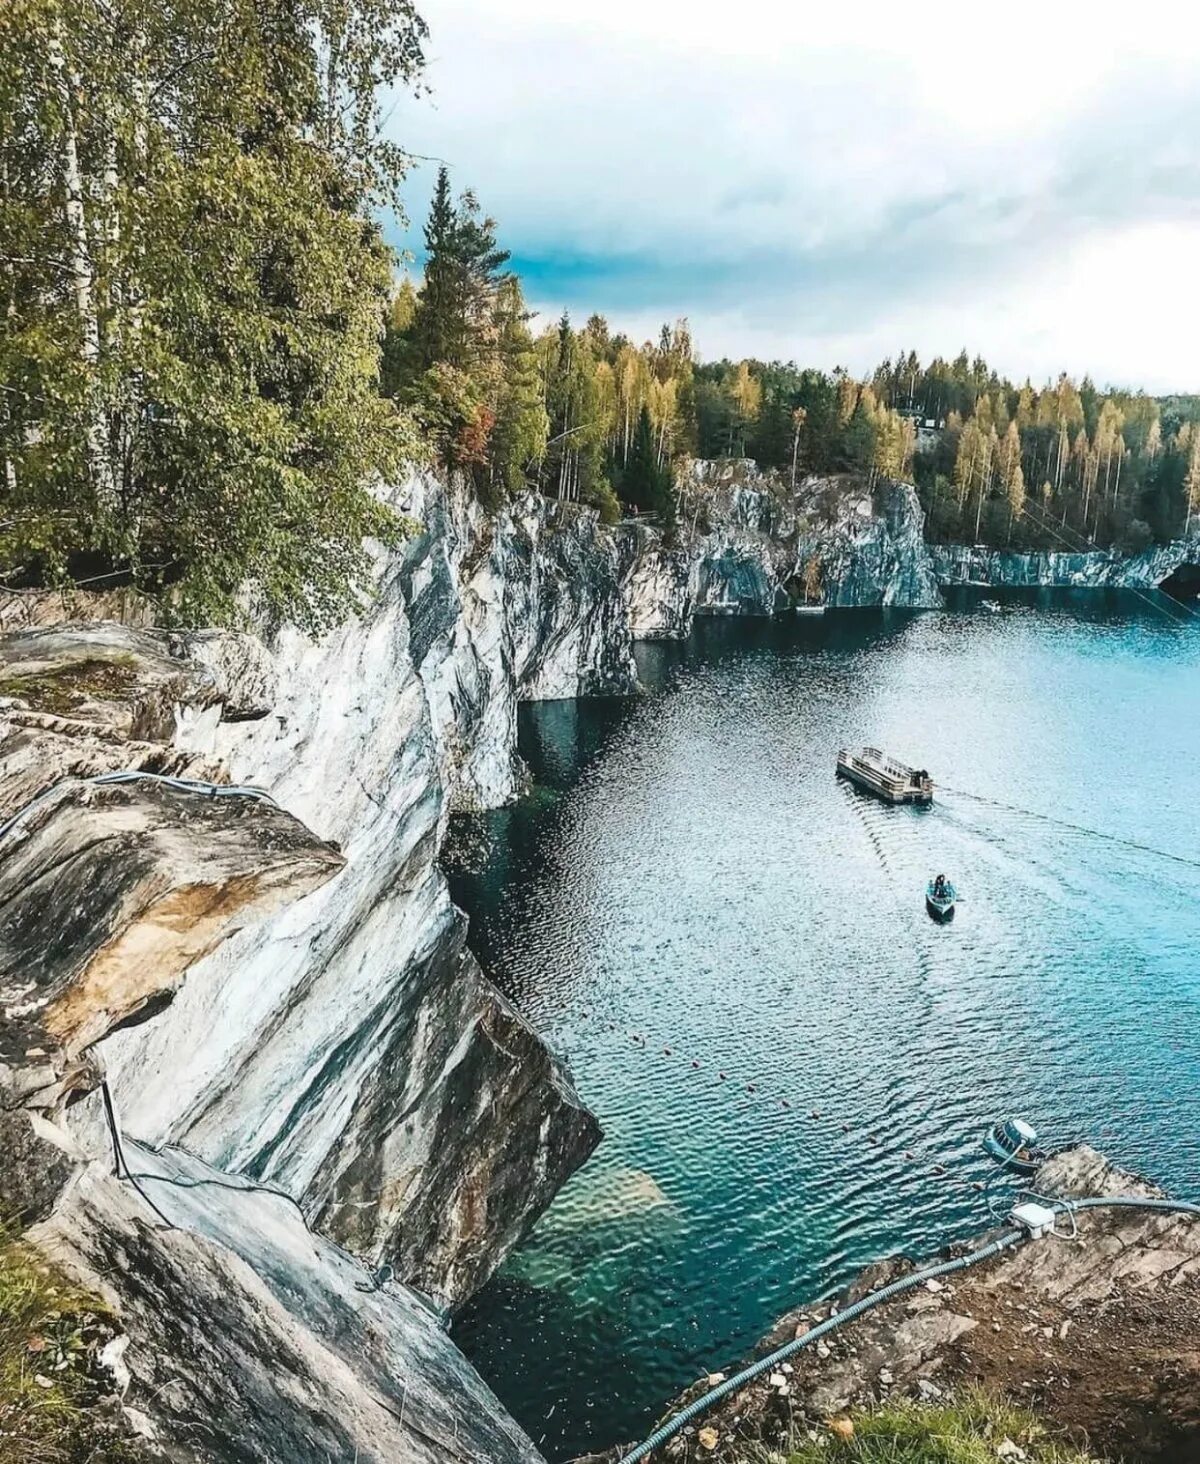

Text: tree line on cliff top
xmin=3 ymin=0 xmax=1198 ymax=630
xmin=372 ymin=164 xmax=1200 ymax=558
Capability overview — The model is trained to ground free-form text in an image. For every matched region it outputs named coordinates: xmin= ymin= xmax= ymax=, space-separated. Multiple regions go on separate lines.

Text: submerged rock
xmin=8 ymin=465 xmax=1191 ymax=1462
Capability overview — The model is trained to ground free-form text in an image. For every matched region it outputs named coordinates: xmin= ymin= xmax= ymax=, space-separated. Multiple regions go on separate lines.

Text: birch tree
xmin=0 ymin=0 xmax=427 ymax=628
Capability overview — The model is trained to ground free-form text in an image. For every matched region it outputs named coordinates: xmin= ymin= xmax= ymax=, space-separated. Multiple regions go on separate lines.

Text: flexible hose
xmin=0 ymin=769 xmax=277 ymax=842
xmin=617 ymin=1229 xmax=1025 ymax=1463
xmin=618 ymin=1194 xmax=1200 ymax=1463
xmin=1072 ymin=1196 xmax=1200 ymax=1218
xmin=90 ymin=770 xmax=277 ymax=804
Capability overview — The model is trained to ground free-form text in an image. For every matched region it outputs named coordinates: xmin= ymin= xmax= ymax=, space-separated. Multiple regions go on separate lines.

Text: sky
xmin=387 ymin=0 xmax=1200 ymax=392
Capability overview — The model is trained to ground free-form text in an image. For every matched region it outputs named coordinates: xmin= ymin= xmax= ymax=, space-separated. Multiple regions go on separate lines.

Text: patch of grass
xmin=0 ymin=658 xmax=139 ymax=718
xmin=763 ymin=1393 xmax=1103 ymax=1464
xmin=0 ymin=1229 xmax=141 ymax=1463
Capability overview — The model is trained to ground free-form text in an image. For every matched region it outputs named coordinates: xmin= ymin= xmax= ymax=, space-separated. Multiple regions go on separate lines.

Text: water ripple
xmin=450 ymin=598 xmax=1200 ymax=1462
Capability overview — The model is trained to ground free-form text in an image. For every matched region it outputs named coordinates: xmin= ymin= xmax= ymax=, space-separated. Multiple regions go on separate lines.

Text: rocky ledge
xmin=0 ymin=473 xmax=627 ymax=1460
xmin=929 ymin=539 xmax=1200 ymax=596
xmin=623 ymin=1146 xmax=1199 ymax=1464
xmin=620 ymin=462 xmax=944 ymax=637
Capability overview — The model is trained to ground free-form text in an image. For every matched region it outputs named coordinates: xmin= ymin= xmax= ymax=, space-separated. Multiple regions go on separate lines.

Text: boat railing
xmin=840 ymin=748 xmax=914 ymax=785
xmin=837 ymin=746 xmax=934 ymax=802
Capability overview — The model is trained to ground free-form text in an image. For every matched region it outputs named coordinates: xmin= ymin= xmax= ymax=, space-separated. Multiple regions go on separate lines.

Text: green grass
xmin=761 ymin=1393 xmax=1103 ymax=1464
xmin=0 ymin=658 xmax=139 ymax=718
xmin=0 ymin=1230 xmax=141 ymax=1463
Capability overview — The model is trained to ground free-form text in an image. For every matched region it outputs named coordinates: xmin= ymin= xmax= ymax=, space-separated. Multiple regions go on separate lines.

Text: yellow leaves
xmin=730 ymin=361 xmax=762 ymax=423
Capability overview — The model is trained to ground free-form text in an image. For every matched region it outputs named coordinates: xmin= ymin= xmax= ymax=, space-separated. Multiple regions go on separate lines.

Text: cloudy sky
xmin=388 ymin=0 xmax=1200 ymax=391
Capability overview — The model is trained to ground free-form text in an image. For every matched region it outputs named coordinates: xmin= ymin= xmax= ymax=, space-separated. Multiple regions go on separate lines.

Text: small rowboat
xmin=926 ymin=877 xmax=956 ymax=920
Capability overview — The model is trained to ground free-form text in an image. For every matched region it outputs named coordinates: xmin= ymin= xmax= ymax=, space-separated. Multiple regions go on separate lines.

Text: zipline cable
xmin=1016 ymin=499 xmax=1199 ymax=627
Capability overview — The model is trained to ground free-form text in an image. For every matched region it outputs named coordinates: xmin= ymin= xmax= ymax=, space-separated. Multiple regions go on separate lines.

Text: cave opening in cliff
xmin=1158 ymin=562 xmax=1200 ymax=602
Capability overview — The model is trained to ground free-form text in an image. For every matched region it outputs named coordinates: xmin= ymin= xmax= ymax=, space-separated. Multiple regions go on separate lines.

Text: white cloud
xmin=387 ymin=0 xmax=1200 ymax=390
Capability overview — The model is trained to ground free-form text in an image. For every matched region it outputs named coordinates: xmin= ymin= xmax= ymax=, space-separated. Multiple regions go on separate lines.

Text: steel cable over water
xmin=617 ymin=1195 xmax=1200 ymax=1463
xmin=937 ymin=785 xmax=1200 ymax=874
xmin=1014 ymin=496 xmax=1200 ymax=628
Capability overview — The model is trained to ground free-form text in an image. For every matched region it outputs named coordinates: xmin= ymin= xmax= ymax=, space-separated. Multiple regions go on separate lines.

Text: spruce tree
xmin=411 ymin=166 xmax=459 ymax=371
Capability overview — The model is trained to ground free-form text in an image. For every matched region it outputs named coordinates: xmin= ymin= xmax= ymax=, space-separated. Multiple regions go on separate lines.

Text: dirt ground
xmin=946 ymin=1268 xmax=1200 ymax=1462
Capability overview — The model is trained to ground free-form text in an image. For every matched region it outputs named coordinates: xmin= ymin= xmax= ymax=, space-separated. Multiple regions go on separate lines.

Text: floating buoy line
xmin=548 ymin=997 xmax=985 ymax=1202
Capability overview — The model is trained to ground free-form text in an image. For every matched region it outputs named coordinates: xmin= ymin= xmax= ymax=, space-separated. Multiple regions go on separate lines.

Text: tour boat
xmin=925 ymin=877 xmax=956 ymax=920
xmin=835 ymin=747 xmax=933 ymax=805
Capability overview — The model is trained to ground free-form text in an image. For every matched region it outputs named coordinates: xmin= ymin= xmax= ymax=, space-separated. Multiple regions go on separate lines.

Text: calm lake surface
xmin=449 ymin=589 xmax=1200 ymax=1462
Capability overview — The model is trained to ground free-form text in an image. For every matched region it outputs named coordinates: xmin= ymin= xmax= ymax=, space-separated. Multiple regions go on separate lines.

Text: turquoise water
xmin=448 ymin=589 xmax=1200 ymax=1462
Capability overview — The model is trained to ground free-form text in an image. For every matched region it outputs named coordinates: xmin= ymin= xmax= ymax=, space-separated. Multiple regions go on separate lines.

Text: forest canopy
xmin=381 ymin=174 xmax=1200 ymax=555
xmin=3 ymin=2 xmax=1198 ymax=628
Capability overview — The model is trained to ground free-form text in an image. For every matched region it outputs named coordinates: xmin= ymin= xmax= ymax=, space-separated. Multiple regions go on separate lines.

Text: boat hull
xmin=926 ymin=895 xmax=955 ymax=921
xmin=836 ymin=759 xmax=934 ymax=806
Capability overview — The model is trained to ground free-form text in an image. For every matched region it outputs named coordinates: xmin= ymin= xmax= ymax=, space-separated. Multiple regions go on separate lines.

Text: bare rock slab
xmin=0 ymin=777 xmax=342 ymax=1080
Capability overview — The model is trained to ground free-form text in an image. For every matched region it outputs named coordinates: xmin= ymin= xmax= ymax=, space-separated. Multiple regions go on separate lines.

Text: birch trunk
xmin=1 ymin=157 xmax=14 ymax=496
xmin=123 ymin=25 xmax=149 ymax=513
xmin=48 ymin=17 xmax=118 ymax=517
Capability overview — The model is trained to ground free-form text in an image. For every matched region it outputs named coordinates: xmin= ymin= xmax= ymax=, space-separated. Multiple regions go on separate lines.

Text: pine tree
xmin=411 ymin=166 xmax=459 ymax=371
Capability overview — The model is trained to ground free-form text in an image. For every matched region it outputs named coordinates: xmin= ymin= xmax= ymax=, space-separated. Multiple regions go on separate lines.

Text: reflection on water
xmin=449 ymin=592 xmax=1200 ymax=1462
